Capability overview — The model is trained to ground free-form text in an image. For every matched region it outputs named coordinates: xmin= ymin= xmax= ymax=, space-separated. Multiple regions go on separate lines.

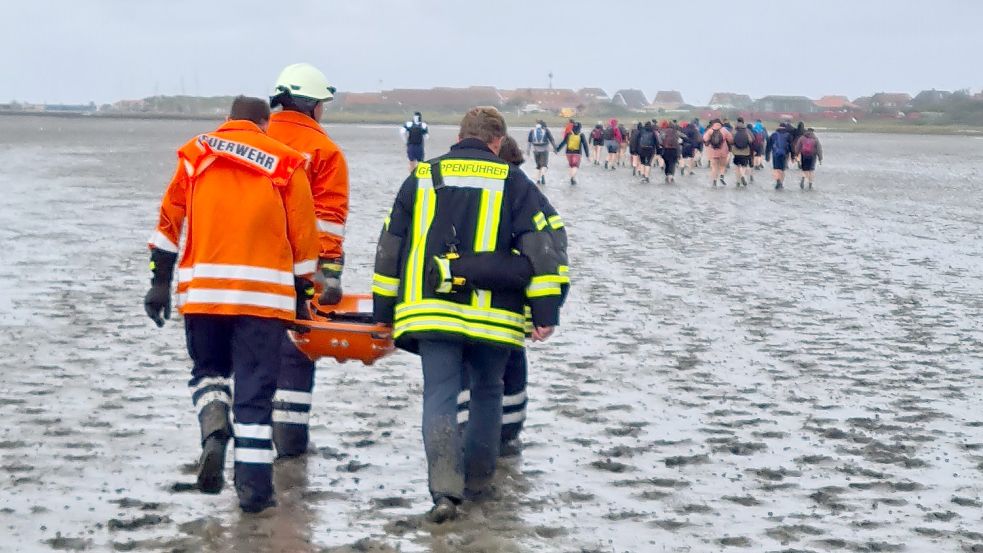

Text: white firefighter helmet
xmin=273 ymin=63 xmax=335 ymax=101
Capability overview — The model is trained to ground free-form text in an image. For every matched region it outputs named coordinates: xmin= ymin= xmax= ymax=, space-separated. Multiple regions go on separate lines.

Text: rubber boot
xmin=197 ymin=402 xmax=231 ymax=494
xmin=272 ymin=422 xmax=309 ymax=459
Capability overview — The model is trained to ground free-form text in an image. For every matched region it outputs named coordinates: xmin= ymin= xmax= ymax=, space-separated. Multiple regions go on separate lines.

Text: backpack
xmin=567 ymin=133 xmax=582 ymax=152
xmin=733 ymin=128 xmax=750 ymax=149
xmin=771 ymin=132 xmax=789 ymax=156
xmin=590 ymin=127 xmax=604 ymax=142
xmin=603 ymin=126 xmax=615 ymax=140
xmin=709 ymin=129 xmax=723 ymax=148
xmin=800 ymin=137 xmax=817 ymax=157
xmin=407 ymin=123 xmax=425 ymax=145
xmin=752 ymin=130 xmax=765 ymax=148
xmin=639 ymin=130 xmax=655 ymax=149
xmin=658 ymin=128 xmax=676 ymax=149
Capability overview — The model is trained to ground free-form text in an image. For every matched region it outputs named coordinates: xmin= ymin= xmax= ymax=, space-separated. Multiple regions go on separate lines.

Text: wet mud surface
xmin=0 ymin=117 xmax=981 ymax=551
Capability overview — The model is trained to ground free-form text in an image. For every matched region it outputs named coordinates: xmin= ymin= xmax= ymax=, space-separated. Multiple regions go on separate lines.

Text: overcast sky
xmin=2 ymin=0 xmax=980 ymax=105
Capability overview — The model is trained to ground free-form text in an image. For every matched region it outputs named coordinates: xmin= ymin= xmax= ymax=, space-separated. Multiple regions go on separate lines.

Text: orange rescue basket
xmin=288 ymin=294 xmax=394 ymax=365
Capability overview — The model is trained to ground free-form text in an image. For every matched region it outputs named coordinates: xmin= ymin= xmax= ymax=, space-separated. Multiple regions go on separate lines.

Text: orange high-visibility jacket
xmin=148 ymin=120 xmax=319 ymax=321
xmin=267 ymin=110 xmax=349 ymax=261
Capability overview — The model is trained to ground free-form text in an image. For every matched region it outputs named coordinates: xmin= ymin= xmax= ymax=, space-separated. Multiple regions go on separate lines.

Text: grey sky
xmin=2 ymin=0 xmax=980 ymax=105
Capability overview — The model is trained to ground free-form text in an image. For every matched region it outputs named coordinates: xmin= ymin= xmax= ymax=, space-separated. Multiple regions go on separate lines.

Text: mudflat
xmin=1 ymin=116 xmax=981 ymax=552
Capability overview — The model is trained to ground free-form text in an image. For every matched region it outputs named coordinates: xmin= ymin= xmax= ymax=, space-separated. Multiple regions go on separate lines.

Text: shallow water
xmin=1 ymin=116 xmax=981 ymax=552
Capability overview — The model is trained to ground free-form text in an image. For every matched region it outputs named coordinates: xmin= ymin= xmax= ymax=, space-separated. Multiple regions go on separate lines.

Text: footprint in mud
xmin=604 ymin=510 xmax=649 ymax=521
xmin=808 ymin=486 xmax=853 ymax=512
xmin=590 ymin=458 xmax=634 ymax=473
xmin=44 ymin=534 xmax=92 ymax=551
xmin=676 ymin=503 xmax=714 ymax=515
xmin=664 ymin=454 xmax=710 ymax=467
xmin=764 ymin=523 xmax=825 ymax=543
xmin=177 ymin=516 xmax=224 ymax=539
xmin=110 ymin=498 xmax=162 ymax=511
xmin=717 ymin=536 xmax=753 ymax=547
xmin=710 ymin=439 xmax=768 ymax=456
xmin=382 ymin=516 xmax=423 ymax=536
xmin=597 ymin=445 xmax=652 ymax=458
xmin=637 ymin=490 xmax=671 ymax=501
xmin=748 ymin=467 xmax=801 ymax=481
xmin=558 ymin=490 xmax=595 ymax=502
xmin=107 ymin=514 xmax=172 ymax=531
xmin=337 ymin=460 xmax=370 ymax=472
xmin=371 ymin=497 xmax=412 ymax=509
xmin=722 ymin=495 xmax=761 ymax=506
xmin=321 ymin=538 xmax=399 ymax=553
xmin=649 ymin=519 xmax=689 ymax=531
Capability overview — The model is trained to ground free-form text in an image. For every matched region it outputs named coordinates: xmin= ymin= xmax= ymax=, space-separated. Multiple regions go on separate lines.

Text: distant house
xmin=334 ymin=92 xmax=387 ymax=109
xmin=577 ymin=88 xmax=610 ymax=104
xmin=708 ymin=92 xmax=752 ymax=110
xmin=650 ymin=90 xmax=685 ymax=111
xmin=813 ymin=95 xmax=858 ymax=112
xmin=853 ymin=96 xmax=872 ymax=111
xmin=611 ymin=89 xmax=649 ymax=110
xmin=869 ymin=92 xmax=912 ymax=113
xmin=911 ymin=89 xmax=952 ymax=111
xmin=385 ymin=86 xmax=504 ymax=111
xmin=501 ymin=88 xmax=581 ymax=112
xmin=755 ymin=95 xmax=818 ymax=114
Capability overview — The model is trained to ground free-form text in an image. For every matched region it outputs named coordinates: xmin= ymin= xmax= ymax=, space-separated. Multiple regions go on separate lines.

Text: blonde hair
xmin=459 ymin=106 xmax=507 ymax=143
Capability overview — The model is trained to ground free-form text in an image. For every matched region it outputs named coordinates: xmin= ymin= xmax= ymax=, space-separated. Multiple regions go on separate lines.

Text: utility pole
xmin=548 ymin=71 xmax=553 ymax=90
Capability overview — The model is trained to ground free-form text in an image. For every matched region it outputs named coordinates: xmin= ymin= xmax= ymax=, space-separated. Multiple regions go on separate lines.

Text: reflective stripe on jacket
xmin=149 ymin=120 xmax=319 ymax=320
xmin=373 ymin=139 xmax=562 ymax=351
xmin=267 ymin=110 xmax=349 ymax=260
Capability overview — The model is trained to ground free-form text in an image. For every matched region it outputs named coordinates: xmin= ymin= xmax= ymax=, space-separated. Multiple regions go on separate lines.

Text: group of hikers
xmin=144 ymin=63 xmax=567 ymax=524
xmin=523 ymin=116 xmax=824 ymax=189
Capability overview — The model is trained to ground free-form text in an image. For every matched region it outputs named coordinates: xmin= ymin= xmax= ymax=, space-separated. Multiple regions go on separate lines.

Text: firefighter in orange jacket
xmin=143 ymin=96 xmax=319 ymax=513
xmin=266 ymin=63 xmax=349 ymax=457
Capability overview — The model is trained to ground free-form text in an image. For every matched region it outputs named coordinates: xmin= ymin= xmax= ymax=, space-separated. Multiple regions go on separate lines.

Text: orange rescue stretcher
xmin=288 ymin=293 xmax=394 ymax=365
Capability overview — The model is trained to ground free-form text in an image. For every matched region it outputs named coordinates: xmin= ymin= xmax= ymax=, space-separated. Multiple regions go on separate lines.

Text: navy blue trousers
xmin=274 ymin=335 xmax=316 ymax=457
xmin=458 ymin=349 xmax=528 ymax=443
xmin=419 ymin=340 xmax=509 ymax=503
xmin=185 ymin=314 xmax=283 ymax=504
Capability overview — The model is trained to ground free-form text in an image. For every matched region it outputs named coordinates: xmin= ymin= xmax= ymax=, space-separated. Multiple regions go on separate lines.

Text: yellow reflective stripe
xmin=405 ymin=180 xmax=436 ymax=302
xmin=473 ymin=289 xmax=492 ymax=309
xmin=527 ymin=286 xmax=562 ymax=298
xmin=526 ymin=281 xmax=562 ymax=297
xmin=558 ymin=265 xmax=569 ymax=275
xmin=487 ymin=191 xmax=502 ymax=250
xmin=373 ymin=274 xmax=399 ymax=286
xmin=372 ymin=285 xmax=398 ymax=297
xmin=395 ymin=299 xmax=525 ymax=328
xmin=533 ymin=212 xmax=547 ymax=231
xmin=531 ymin=275 xmax=567 ymax=285
xmin=383 ymin=215 xmax=391 ymax=232
xmin=523 ymin=305 xmax=534 ymax=334
xmin=438 ymin=160 xmax=509 ymax=179
xmin=474 ymin=190 xmax=491 ymax=251
xmin=321 ymin=262 xmax=343 ymax=272
xmin=372 ymin=273 xmax=399 ymax=297
xmin=394 ymin=319 xmax=524 ymax=347
xmin=548 ymin=215 xmax=564 ymax=229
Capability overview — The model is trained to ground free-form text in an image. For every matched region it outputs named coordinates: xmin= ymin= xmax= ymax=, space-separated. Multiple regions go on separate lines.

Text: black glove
xmin=144 ymin=248 xmax=177 ymax=328
xmin=315 ymin=257 xmax=343 ymax=305
xmin=294 ymin=277 xmax=314 ymax=320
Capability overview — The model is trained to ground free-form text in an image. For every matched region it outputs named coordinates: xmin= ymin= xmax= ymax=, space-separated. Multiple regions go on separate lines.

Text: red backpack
xmin=800 ymin=137 xmax=817 ymax=157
